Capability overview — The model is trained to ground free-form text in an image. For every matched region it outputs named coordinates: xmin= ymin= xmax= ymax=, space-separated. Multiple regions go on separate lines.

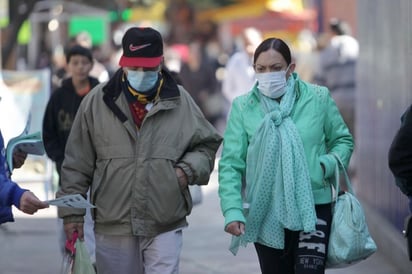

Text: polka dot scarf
xmin=230 ymin=75 xmax=316 ymax=255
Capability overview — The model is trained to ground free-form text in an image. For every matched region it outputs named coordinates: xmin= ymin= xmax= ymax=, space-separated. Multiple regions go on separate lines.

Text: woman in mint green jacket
xmin=218 ymin=37 xmax=354 ymax=274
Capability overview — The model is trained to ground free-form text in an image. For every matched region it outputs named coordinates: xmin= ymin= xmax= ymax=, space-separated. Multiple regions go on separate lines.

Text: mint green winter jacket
xmin=218 ymin=73 xmax=354 ymax=227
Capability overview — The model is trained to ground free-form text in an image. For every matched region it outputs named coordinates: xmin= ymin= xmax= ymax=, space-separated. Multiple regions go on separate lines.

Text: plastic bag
xmin=60 ymin=232 xmax=77 ymax=274
xmin=73 ymin=239 xmax=96 ymax=274
xmin=60 ymin=231 xmax=96 ymax=274
xmin=189 ymin=185 xmax=203 ymax=206
xmin=60 ymin=251 xmax=75 ymax=274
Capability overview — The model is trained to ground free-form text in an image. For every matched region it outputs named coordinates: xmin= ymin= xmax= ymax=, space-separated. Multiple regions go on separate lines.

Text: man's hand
xmin=12 ymin=149 xmax=27 ymax=169
xmin=19 ymin=191 xmax=49 ymax=214
xmin=64 ymin=222 xmax=84 ymax=242
xmin=175 ymin=167 xmax=188 ymax=188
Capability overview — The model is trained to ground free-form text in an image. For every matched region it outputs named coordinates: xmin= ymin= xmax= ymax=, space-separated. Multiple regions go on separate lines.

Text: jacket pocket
xmin=310 ymin=157 xmax=326 ymax=189
xmin=147 ymin=150 xmax=191 ymax=225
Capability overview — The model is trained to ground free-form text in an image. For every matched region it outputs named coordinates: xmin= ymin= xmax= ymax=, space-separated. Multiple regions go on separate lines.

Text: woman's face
xmin=254 ymin=49 xmax=291 ymax=74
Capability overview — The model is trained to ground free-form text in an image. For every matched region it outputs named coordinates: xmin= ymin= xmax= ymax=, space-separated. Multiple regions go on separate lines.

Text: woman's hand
xmin=225 ymin=221 xmax=245 ymax=236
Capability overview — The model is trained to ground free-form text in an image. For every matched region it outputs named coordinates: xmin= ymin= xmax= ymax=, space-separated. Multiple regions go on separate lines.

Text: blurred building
xmin=317 ymin=0 xmax=357 ymax=36
xmin=27 ymin=1 xmax=110 ymax=69
xmin=197 ymin=0 xmax=318 ymax=50
xmin=353 ymin=1 xmax=411 ymax=271
xmin=357 ymin=0 xmax=410 ymax=231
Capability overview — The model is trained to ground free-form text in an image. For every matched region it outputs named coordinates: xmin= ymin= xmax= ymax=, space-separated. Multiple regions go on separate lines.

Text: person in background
xmin=74 ymin=31 xmax=110 ymax=83
xmin=0 ymin=131 xmax=48 ymax=224
xmin=42 ymin=45 xmax=99 ymax=263
xmin=388 ymin=104 xmax=412 ymax=261
xmin=57 ymin=27 xmax=222 ymax=274
xmin=52 ymin=32 xmax=110 ymax=90
xmin=313 ymin=18 xmax=359 ymax=137
xmin=388 ymin=104 xmax=412 ymax=212
xmin=179 ymin=40 xmax=226 ymax=130
xmin=222 ymin=27 xmax=262 ymax=104
xmin=218 ymin=37 xmax=353 ymax=273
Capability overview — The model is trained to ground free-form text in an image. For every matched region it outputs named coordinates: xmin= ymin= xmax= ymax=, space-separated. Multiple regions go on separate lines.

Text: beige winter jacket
xmin=57 ymin=69 xmax=222 ymax=237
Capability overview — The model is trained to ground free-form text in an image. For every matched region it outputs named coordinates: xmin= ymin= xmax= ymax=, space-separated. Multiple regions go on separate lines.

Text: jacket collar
xmin=102 ymin=68 xmax=180 ymax=101
xmin=102 ymin=67 xmax=181 ymax=123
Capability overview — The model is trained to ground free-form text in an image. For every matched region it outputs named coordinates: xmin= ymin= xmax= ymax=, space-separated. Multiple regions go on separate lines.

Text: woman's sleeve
xmin=319 ymin=89 xmax=354 ymax=178
xmin=218 ymin=99 xmax=248 ymax=227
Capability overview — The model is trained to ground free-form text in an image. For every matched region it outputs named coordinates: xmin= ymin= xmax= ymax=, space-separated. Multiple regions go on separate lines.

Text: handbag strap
xmin=331 ymin=152 xmax=355 ymax=202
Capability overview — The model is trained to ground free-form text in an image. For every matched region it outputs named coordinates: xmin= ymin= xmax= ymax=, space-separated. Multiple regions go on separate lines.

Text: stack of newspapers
xmin=6 ymin=115 xmax=44 ymax=170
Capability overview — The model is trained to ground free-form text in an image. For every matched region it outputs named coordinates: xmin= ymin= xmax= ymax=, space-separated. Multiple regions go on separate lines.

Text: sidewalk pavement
xmin=1 ymin=168 xmax=410 ymax=274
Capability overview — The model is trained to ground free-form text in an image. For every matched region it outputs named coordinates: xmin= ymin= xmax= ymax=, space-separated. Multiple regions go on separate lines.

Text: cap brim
xmin=119 ymin=56 xmax=162 ymax=68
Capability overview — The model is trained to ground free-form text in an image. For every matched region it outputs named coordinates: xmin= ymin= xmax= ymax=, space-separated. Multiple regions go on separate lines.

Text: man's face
xmin=67 ymin=55 xmax=93 ymax=82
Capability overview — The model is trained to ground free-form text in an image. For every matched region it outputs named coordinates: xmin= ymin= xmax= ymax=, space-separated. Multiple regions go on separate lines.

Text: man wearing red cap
xmin=56 ymin=27 xmax=222 ymax=274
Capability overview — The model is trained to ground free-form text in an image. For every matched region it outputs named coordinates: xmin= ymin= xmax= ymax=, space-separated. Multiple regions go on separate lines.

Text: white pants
xmin=95 ymin=228 xmax=183 ymax=274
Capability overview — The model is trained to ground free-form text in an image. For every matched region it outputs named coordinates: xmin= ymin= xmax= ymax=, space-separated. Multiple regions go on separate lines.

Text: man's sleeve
xmin=388 ymin=105 xmax=412 ymax=195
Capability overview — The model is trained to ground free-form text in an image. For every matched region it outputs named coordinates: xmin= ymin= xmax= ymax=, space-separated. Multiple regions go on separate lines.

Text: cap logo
xmin=129 ymin=43 xmax=151 ymax=52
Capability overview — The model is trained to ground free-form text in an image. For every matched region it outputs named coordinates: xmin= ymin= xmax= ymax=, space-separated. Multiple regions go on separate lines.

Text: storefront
xmin=197 ymin=0 xmax=318 ymax=43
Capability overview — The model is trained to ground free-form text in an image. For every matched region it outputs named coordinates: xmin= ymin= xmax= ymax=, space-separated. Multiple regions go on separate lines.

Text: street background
xmin=1 ymin=1 xmax=412 ymax=273
xmin=2 ymin=0 xmax=412 ymax=244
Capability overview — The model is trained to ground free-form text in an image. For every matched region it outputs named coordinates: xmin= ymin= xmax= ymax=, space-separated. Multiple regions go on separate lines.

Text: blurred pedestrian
xmin=222 ymin=27 xmax=262 ymax=103
xmin=314 ymin=18 xmax=359 ymax=137
xmin=179 ymin=40 xmax=226 ymax=130
xmin=52 ymin=32 xmax=110 ymax=90
xmin=57 ymin=27 xmax=222 ymax=274
xmin=388 ymin=104 xmax=412 ymax=212
xmin=218 ymin=37 xmax=354 ymax=273
xmin=0 ymin=131 xmax=48 ymax=224
xmin=42 ymin=45 xmax=99 ymax=263
xmin=75 ymin=31 xmax=110 ymax=83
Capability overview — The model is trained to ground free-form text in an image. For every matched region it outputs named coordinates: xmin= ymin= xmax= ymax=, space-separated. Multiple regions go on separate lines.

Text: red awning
xmin=229 ymin=9 xmax=317 ymax=35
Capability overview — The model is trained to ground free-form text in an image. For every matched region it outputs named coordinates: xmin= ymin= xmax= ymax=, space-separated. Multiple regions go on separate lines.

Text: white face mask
xmin=256 ymin=68 xmax=289 ymax=99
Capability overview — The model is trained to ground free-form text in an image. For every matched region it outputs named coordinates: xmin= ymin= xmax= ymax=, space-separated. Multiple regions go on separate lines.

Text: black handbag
xmin=404 ymin=214 xmax=412 ymax=261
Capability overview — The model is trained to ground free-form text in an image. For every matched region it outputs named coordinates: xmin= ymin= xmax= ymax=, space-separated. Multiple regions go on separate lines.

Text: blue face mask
xmin=127 ymin=70 xmax=159 ymax=92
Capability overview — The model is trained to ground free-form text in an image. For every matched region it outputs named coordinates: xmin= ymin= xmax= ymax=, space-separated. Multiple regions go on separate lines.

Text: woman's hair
xmin=253 ymin=38 xmax=291 ymax=66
